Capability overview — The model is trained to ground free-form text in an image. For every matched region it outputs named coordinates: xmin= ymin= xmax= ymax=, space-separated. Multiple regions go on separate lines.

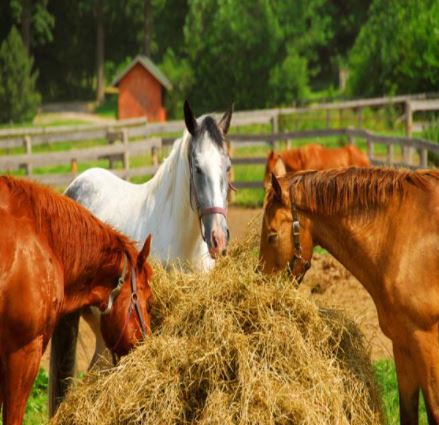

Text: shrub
xmin=0 ymin=26 xmax=41 ymax=124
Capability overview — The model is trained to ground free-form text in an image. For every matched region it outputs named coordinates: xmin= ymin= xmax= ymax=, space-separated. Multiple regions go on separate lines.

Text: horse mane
xmin=0 ymin=176 xmax=137 ymax=277
xmin=146 ymin=114 xmax=225 ymax=199
xmin=285 ymin=167 xmax=439 ymax=215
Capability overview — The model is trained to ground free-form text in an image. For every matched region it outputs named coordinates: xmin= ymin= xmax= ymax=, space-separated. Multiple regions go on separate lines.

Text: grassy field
xmin=10 ymin=360 xmax=425 ymax=424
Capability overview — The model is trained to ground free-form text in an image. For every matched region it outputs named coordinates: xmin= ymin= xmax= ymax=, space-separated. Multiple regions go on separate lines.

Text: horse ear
xmin=184 ymin=100 xmax=198 ymax=137
xmin=271 ymin=173 xmax=282 ymax=200
xmin=218 ymin=103 xmax=234 ymax=135
xmin=268 ymin=150 xmax=274 ymax=159
xmin=138 ymin=234 xmax=152 ymax=269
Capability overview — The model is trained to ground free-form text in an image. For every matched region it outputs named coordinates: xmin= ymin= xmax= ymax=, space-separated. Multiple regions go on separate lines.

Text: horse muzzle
xmin=202 ymin=213 xmax=229 ymax=258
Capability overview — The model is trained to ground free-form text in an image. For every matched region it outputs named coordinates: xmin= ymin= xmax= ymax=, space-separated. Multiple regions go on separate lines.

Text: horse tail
xmin=48 ymin=311 xmax=80 ymax=417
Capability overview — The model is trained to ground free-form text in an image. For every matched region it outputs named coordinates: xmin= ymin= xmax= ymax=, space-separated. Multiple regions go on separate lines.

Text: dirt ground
xmin=42 ymin=207 xmax=392 ymax=374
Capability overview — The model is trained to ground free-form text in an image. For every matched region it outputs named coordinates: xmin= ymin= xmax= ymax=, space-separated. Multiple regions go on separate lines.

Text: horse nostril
xmin=212 ymin=231 xmax=219 ymax=248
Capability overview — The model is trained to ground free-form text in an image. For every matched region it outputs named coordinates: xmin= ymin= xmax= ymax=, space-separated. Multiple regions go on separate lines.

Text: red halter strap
xmin=198 ymin=206 xmax=227 ymax=218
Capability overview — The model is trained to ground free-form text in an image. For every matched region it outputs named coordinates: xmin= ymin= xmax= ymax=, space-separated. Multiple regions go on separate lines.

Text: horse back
xmin=346 ymin=145 xmax=370 ymax=167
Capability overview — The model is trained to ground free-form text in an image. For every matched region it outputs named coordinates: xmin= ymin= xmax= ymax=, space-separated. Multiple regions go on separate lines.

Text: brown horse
xmin=263 ymin=144 xmax=370 ymax=189
xmin=0 ymin=176 xmax=153 ymax=425
xmin=259 ymin=168 xmax=439 ymax=425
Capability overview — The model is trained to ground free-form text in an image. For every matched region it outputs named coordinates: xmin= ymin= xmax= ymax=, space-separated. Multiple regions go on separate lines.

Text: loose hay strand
xmin=52 ymin=223 xmax=383 ymax=425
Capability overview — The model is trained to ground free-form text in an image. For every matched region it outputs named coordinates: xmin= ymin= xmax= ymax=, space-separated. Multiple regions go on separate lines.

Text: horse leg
xmin=2 ymin=336 xmax=43 ymax=425
xmin=48 ymin=310 xmax=80 ymax=417
xmin=393 ymin=343 xmax=420 ymax=425
xmin=409 ymin=329 xmax=439 ymax=425
xmin=82 ymin=306 xmax=106 ymax=368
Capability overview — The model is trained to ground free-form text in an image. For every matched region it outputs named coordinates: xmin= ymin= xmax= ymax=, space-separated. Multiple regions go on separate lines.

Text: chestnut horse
xmin=259 ymin=168 xmax=439 ymax=425
xmin=263 ymin=144 xmax=370 ymax=189
xmin=0 ymin=176 xmax=153 ymax=425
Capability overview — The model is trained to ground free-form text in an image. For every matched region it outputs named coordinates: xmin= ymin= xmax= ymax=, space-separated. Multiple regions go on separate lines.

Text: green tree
xmin=0 ymin=26 xmax=41 ymax=123
xmin=348 ymin=0 xmax=439 ymax=97
xmin=183 ymin=0 xmax=282 ymax=111
xmin=269 ymin=49 xmax=309 ymax=105
xmin=10 ymin=0 xmax=54 ymax=52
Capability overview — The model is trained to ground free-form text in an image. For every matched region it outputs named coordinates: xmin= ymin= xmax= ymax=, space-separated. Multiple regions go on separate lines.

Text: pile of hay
xmin=53 ymin=229 xmax=383 ymax=425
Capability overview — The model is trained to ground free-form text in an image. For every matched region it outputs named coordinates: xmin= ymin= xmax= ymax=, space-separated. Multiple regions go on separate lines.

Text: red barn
xmin=112 ymin=55 xmax=172 ymax=122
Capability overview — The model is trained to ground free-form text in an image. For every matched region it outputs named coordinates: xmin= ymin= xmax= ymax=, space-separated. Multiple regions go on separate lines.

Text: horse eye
xmin=195 ymin=166 xmax=202 ymax=174
xmin=268 ymin=232 xmax=278 ymax=244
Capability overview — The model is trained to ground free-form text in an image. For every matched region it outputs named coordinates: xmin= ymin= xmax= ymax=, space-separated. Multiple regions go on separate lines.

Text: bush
xmin=347 ymin=0 xmax=439 ymax=97
xmin=0 ymin=26 xmax=41 ymax=124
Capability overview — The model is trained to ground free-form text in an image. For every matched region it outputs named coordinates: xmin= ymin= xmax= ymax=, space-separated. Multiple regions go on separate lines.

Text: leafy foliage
xmin=348 ymin=0 xmax=439 ymax=96
xmin=0 ymin=26 xmax=41 ymax=123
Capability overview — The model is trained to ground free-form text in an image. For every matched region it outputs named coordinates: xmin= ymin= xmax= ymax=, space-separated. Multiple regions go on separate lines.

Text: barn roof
xmin=111 ymin=55 xmax=172 ymax=91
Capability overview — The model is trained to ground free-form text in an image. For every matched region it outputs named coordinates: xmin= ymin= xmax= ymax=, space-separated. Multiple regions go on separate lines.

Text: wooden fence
xmin=2 ymin=95 xmax=439 ymax=194
xmin=225 ymin=128 xmax=439 ymax=190
xmin=1 ymin=121 xmax=439 ymax=192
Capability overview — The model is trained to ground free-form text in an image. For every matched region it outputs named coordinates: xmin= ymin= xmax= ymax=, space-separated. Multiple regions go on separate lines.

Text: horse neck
xmin=305 ymin=206 xmax=391 ymax=297
xmin=140 ymin=135 xmax=209 ymax=269
xmin=60 ymin=235 xmax=131 ymax=314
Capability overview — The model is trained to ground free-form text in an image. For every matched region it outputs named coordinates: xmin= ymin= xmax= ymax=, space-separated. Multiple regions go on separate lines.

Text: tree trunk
xmin=143 ymin=0 xmax=151 ymax=56
xmin=96 ymin=0 xmax=105 ymax=104
xmin=21 ymin=0 xmax=32 ymax=53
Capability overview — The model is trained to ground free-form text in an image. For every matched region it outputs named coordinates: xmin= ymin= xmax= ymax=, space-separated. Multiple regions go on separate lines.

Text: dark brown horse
xmin=0 ymin=176 xmax=153 ymax=425
xmin=264 ymin=144 xmax=370 ymax=189
xmin=259 ymin=168 xmax=439 ymax=425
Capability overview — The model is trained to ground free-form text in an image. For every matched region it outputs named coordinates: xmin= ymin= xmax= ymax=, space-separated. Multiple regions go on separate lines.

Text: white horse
xmin=49 ymin=101 xmax=234 ymax=416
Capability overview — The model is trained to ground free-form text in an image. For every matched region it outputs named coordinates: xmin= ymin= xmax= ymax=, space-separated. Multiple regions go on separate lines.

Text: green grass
xmin=95 ymin=95 xmax=118 ymax=119
xmin=374 ymin=359 xmax=428 ymax=424
xmin=0 ymin=368 xmax=48 ymax=425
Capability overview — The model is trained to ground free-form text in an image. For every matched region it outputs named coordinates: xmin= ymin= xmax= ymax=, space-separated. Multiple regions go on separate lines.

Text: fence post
xmin=122 ymin=129 xmax=129 ymax=178
xmin=420 ymin=148 xmax=428 ymax=168
xmin=405 ymin=101 xmax=413 ymax=137
xmin=386 ymin=144 xmax=394 ymax=165
xmin=271 ymin=114 xmax=279 ymax=134
xmin=70 ymin=158 xmax=78 ymax=174
xmin=347 ymin=130 xmax=353 ymax=145
xmin=367 ymin=136 xmax=374 ymax=161
xmin=23 ymin=136 xmax=32 ymax=175
xmin=227 ymin=139 xmax=235 ymax=204
xmin=151 ymin=145 xmax=159 ymax=167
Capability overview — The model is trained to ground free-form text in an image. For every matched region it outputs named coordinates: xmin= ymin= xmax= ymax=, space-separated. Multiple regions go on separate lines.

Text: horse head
xmin=258 ymin=174 xmax=313 ymax=282
xmin=264 ymin=151 xmax=287 ymax=191
xmin=100 ymin=235 xmax=153 ymax=357
xmin=184 ymin=100 xmax=233 ymax=258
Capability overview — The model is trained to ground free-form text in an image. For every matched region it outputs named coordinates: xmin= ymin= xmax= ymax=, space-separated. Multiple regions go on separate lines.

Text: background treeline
xmin=0 ymin=0 xmax=439 ymax=122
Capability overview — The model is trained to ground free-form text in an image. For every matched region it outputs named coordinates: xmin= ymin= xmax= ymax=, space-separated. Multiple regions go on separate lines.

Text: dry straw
xmin=52 ymin=225 xmax=383 ymax=425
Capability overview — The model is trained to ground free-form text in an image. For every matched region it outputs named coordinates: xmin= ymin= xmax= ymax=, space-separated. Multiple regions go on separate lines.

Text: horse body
xmin=0 ymin=176 xmax=152 ymax=425
xmin=264 ymin=144 xmax=370 ymax=188
xmin=260 ymin=168 xmax=439 ymax=424
xmin=66 ymin=138 xmax=209 ymax=271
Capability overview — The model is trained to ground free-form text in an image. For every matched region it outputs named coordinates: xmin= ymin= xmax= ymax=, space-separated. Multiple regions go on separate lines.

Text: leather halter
xmin=102 ymin=255 xmax=148 ymax=352
xmin=288 ymin=187 xmax=311 ymax=284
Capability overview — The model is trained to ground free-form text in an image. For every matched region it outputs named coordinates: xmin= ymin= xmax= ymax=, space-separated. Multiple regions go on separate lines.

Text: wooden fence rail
xmin=1 ymin=124 xmax=438 ymax=192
